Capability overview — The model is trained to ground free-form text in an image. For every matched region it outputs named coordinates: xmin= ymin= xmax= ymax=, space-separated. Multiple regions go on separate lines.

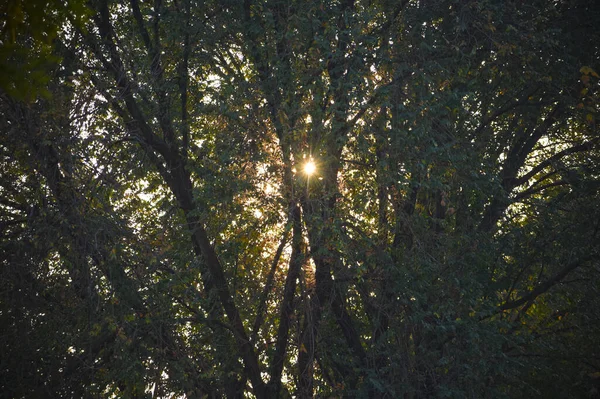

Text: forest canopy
xmin=1 ymin=0 xmax=599 ymax=398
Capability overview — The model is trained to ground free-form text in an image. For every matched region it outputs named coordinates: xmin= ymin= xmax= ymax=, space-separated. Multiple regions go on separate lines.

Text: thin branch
xmin=178 ymin=0 xmax=191 ymax=153
xmin=130 ymin=0 xmax=176 ymax=143
xmin=478 ymin=104 xmax=563 ymax=232
xmin=500 ymin=255 xmax=596 ymax=311
xmin=513 ymin=180 xmax=569 ymax=201
xmin=269 ymin=204 xmax=305 ymax=394
xmin=251 ymin=223 xmax=291 ymax=343
xmin=514 ymin=138 xmax=599 ymax=187
xmin=89 ymin=1 xmax=171 ymax=159
xmin=130 ymin=0 xmax=154 ymax=54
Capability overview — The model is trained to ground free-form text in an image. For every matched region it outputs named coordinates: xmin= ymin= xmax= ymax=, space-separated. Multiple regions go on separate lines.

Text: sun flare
xmin=304 ymin=160 xmax=316 ymax=175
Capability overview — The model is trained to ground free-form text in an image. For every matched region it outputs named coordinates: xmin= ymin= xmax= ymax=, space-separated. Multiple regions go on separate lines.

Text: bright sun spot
xmin=304 ymin=160 xmax=316 ymax=175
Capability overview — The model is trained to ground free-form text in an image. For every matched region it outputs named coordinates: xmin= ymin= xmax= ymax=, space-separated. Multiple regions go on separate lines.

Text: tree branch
xmin=268 ymin=204 xmax=305 ymax=395
xmin=251 ymin=223 xmax=290 ymax=343
xmin=500 ymin=255 xmax=596 ymax=311
xmin=514 ymin=138 xmax=599 ymax=187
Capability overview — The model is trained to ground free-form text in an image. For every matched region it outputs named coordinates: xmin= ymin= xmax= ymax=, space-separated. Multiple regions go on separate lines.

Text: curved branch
xmin=500 ymin=255 xmax=596 ymax=311
xmin=251 ymin=223 xmax=290 ymax=343
xmin=513 ymin=179 xmax=569 ymax=201
xmin=514 ymin=138 xmax=599 ymax=187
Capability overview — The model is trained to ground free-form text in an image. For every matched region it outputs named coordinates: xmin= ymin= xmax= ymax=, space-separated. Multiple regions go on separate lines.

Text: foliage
xmin=1 ymin=0 xmax=600 ymax=398
xmin=0 ymin=0 xmax=90 ymax=99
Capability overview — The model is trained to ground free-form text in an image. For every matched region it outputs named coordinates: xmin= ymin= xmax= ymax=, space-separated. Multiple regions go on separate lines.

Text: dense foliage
xmin=1 ymin=0 xmax=600 ymax=397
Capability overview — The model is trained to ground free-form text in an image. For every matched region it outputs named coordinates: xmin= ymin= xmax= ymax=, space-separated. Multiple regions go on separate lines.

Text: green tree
xmin=0 ymin=0 xmax=90 ymax=98
xmin=1 ymin=0 xmax=599 ymax=398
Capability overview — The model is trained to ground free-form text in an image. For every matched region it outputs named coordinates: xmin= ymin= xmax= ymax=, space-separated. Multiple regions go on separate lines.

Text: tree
xmin=1 ymin=0 xmax=599 ymax=397
xmin=0 ymin=0 xmax=89 ymax=98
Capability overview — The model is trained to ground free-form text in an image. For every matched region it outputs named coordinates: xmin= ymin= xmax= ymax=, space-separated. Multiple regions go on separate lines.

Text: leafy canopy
xmin=1 ymin=0 xmax=599 ymax=398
